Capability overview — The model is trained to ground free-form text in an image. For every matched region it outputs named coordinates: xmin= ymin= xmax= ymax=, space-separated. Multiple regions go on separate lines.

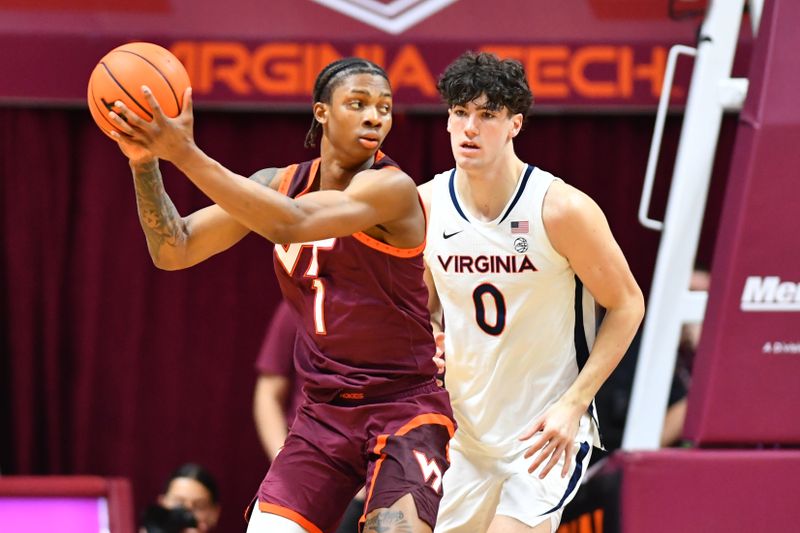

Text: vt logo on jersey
xmin=413 ymin=450 xmax=443 ymax=493
xmin=437 ymin=254 xmax=537 ymax=274
xmin=275 ymin=238 xmax=337 ymax=277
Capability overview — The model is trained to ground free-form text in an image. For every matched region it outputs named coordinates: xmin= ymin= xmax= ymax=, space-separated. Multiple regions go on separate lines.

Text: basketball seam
xmin=116 ymin=49 xmax=182 ymax=111
xmin=100 ymin=61 xmax=154 ymax=120
xmin=89 ymin=80 xmax=122 ymax=134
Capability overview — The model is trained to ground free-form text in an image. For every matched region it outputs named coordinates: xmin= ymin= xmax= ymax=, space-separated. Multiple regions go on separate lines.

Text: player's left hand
xmin=518 ymin=398 xmax=584 ymax=479
xmin=108 ymin=86 xmax=195 ymax=165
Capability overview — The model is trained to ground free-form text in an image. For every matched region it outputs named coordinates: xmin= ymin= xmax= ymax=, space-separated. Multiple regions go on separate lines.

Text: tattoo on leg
xmin=363 ymin=510 xmax=413 ymax=533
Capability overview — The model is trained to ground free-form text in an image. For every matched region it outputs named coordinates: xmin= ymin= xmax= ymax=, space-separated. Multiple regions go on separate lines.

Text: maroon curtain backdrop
xmin=0 ymin=105 xmax=735 ymax=532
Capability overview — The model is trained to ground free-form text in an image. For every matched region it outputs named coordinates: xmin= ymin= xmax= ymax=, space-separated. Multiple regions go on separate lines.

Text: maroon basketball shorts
xmin=256 ymin=380 xmax=455 ymax=533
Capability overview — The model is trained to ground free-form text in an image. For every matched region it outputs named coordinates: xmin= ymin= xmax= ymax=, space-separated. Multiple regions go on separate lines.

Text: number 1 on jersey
xmin=311 ymin=278 xmax=327 ymax=335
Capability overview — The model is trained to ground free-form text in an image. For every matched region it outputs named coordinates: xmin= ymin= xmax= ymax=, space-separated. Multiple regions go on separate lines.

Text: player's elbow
xmin=629 ymin=286 xmax=646 ymax=326
xmin=261 ymin=222 xmax=294 ymax=245
xmin=263 ymin=212 xmax=312 ymax=244
xmin=609 ymin=283 xmax=645 ymax=328
xmin=151 ymin=256 xmax=183 ymax=271
xmin=149 ymin=247 xmax=191 ymax=271
xmin=153 ymin=259 xmax=185 ymax=271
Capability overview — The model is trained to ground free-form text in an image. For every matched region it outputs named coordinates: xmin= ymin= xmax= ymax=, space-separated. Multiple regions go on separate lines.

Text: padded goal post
xmin=684 ymin=0 xmax=800 ymax=447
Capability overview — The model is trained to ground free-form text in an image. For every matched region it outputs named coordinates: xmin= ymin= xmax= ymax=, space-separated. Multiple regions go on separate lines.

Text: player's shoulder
xmin=349 ymin=166 xmax=421 ymax=214
xmin=248 ymin=166 xmax=286 ymax=190
xmin=355 ymin=164 xmax=414 ymax=188
xmin=542 ymin=180 xmax=607 ymax=248
xmin=543 ymin=180 xmax=597 ymax=220
xmin=417 ymin=180 xmax=434 ymax=214
xmin=418 ymin=169 xmax=454 ymax=196
xmin=417 ymin=169 xmax=454 ymax=215
xmin=252 ymin=156 xmax=324 ymax=186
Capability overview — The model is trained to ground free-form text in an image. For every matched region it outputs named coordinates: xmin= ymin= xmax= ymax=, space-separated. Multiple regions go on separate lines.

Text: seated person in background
xmin=660 ymin=268 xmax=710 ymax=447
xmin=253 ymin=299 xmax=364 ymax=532
xmin=140 ymin=463 xmax=220 ymax=533
xmin=253 ymin=300 xmax=304 ymax=462
xmin=593 ymin=268 xmax=710 ymax=452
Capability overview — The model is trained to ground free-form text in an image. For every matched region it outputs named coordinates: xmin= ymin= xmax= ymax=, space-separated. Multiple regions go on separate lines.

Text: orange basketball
xmin=87 ymin=42 xmax=191 ymax=139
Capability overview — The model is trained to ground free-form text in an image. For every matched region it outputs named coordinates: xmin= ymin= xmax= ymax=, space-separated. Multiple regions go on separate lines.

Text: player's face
xmin=447 ymin=95 xmax=523 ymax=172
xmin=159 ymin=477 xmax=220 ymax=532
xmin=317 ymin=73 xmax=393 ymax=162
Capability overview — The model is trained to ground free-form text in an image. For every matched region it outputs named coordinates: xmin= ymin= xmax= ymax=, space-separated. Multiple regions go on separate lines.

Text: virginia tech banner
xmin=0 ymin=0 xmax=737 ymax=110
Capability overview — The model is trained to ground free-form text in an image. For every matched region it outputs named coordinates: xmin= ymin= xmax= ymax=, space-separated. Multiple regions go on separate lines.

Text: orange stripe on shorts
xmin=258 ymin=502 xmax=323 ymax=533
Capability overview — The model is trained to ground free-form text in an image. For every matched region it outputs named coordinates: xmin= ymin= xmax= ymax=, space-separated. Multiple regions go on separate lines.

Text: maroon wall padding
xmin=0 ymin=476 xmax=134 ymax=533
xmin=613 ymin=450 xmax=800 ymax=532
xmin=684 ymin=0 xmax=800 ymax=446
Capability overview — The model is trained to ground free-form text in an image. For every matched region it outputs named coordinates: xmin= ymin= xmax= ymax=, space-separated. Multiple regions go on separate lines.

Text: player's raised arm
xmin=111 ymin=89 xmax=421 ymax=247
xmin=121 ymin=132 xmax=280 ymax=269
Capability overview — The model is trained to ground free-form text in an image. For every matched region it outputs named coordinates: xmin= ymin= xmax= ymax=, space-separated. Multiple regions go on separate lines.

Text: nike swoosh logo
xmin=443 ymin=230 xmax=463 ymax=239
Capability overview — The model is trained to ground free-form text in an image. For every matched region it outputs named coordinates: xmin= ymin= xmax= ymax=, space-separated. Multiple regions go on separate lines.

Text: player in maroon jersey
xmin=109 ymin=58 xmax=455 ymax=533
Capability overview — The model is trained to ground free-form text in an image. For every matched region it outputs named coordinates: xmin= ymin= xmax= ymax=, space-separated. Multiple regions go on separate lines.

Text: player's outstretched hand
xmin=518 ymin=398 xmax=583 ymax=479
xmin=108 ymin=86 xmax=195 ymax=166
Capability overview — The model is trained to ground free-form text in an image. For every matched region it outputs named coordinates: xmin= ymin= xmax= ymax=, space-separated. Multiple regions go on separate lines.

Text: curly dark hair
xmin=304 ymin=57 xmax=390 ymax=148
xmin=437 ymin=52 xmax=533 ymax=116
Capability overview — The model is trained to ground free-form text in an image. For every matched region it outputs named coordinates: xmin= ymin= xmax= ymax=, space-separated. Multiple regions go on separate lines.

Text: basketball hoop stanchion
xmin=623 ymin=0 xmax=749 ymax=450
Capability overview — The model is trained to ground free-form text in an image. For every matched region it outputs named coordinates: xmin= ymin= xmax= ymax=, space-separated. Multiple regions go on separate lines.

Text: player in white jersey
xmin=419 ymin=52 xmax=644 ymax=533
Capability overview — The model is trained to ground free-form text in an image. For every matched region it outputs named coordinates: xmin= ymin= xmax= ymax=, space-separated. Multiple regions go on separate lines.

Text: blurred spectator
xmin=140 ymin=463 xmax=220 ymax=533
xmin=660 ymin=268 xmax=710 ymax=446
xmin=252 ymin=301 xmax=304 ymax=461
xmin=593 ymin=268 xmax=710 ymax=451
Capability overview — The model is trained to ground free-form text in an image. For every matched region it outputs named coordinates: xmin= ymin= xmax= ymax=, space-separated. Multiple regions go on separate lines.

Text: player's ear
xmin=509 ymin=112 xmax=523 ymax=139
xmin=313 ymin=102 xmax=329 ymax=125
xmin=446 ymin=108 xmax=454 ymax=133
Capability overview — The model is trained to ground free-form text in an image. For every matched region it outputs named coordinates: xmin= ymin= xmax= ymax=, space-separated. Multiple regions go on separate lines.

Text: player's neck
xmin=318 ymin=144 xmax=375 ymax=191
xmin=456 ymin=155 xmax=526 ymax=222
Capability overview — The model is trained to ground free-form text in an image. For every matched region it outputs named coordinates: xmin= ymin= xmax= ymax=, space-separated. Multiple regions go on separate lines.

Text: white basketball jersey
xmin=425 ymin=164 xmax=599 ymax=457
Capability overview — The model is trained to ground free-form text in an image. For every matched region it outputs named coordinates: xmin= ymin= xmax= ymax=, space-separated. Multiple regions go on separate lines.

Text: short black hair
xmin=304 ymin=57 xmax=390 ymax=148
xmin=164 ymin=463 xmax=219 ymax=504
xmin=437 ymin=52 xmax=533 ymax=117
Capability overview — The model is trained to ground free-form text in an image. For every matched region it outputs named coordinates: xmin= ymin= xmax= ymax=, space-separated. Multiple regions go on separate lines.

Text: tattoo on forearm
xmin=363 ymin=510 xmax=413 ymax=533
xmin=132 ymin=160 xmax=187 ymax=258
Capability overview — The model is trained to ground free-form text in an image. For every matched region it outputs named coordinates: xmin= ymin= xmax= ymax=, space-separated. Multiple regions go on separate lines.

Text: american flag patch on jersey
xmin=511 ymin=220 xmax=529 ymax=234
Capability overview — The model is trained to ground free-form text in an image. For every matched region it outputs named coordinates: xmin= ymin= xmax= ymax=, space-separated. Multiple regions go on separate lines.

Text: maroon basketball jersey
xmin=272 ymin=152 xmax=436 ymax=401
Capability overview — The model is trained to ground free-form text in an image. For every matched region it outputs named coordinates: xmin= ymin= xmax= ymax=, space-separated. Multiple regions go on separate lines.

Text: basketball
xmin=87 ymin=42 xmax=191 ymax=139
